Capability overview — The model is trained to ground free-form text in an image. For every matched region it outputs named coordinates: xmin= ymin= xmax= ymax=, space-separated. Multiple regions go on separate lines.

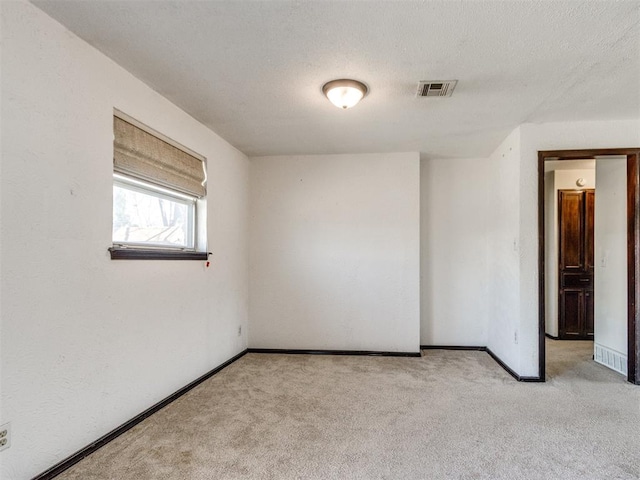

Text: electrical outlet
xmin=514 ymin=331 xmax=518 ymax=344
xmin=238 ymin=325 xmax=242 ymax=336
xmin=0 ymin=423 xmax=11 ymax=452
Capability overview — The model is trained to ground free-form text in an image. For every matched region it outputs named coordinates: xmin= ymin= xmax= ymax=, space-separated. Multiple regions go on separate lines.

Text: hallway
xmin=546 ymin=338 xmax=624 ymax=383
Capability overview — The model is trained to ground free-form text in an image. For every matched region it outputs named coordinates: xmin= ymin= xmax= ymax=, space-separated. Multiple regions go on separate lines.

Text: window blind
xmin=113 ymin=116 xmax=206 ymax=198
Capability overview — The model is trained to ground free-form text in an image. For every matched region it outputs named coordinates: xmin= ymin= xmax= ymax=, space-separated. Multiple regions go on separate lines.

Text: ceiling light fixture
xmin=322 ymin=79 xmax=369 ymax=109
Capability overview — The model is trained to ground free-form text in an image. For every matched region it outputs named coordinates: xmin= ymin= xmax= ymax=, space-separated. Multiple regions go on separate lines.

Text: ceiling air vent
xmin=417 ymin=80 xmax=457 ymax=97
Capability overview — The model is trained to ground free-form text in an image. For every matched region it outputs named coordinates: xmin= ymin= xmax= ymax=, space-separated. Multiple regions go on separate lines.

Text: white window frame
xmin=112 ymin=173 xmax=198 ymax=251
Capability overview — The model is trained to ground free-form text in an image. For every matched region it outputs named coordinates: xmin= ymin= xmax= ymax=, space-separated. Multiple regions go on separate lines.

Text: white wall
xmin=420 ymin=157 xmax=488 ymax=346
xmin=1 ymin=3 xmax=249 ymax=479
xmin=249 ymin=153 xmax=420 ymax=353
xmin=516 ymin=120 xmax=640 ymax=377
xmin=544 ymin=168 xmax=596 ymax=337
xmin=0 ymin=0 xmax=4 ymax=469
xmin=544 ymin=171 xmax=556 ymax=337
xmin=486 ymin=128 xmax=522 ymax=372
xmin=594 ymin=156 xmax=627 ymax=373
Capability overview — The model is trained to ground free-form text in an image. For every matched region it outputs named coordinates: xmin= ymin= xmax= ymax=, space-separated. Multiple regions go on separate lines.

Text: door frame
xmin=538 ymin=148 xmax=640 ymax=384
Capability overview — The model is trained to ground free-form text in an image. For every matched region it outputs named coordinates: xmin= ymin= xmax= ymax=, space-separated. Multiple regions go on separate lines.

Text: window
xmin=113 ymin=174 xmax=196 ymax=249
xmin=109 ymin=113 xmax=207 ymax=260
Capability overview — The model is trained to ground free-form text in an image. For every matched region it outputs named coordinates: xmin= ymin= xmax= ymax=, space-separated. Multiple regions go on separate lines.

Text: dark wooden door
xmin=558 ymin=189 xmax=595 ymax=340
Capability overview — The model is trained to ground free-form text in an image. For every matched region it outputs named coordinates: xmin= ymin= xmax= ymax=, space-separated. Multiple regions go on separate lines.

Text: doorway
xmin=538 ymin=148 xmax=640 ymax=385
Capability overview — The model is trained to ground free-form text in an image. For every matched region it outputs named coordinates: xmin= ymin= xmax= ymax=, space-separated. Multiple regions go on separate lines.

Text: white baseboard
xmin=594 ymin=343 xmax=627 ymax=376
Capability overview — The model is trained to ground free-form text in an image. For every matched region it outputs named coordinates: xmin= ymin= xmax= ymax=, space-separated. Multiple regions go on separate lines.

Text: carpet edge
xmin=31 ymin=349 xmax=249 ymax=480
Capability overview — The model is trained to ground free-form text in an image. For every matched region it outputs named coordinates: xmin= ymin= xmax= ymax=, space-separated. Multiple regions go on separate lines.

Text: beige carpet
xmin=57 ymin=340 xmax=640 ymax=479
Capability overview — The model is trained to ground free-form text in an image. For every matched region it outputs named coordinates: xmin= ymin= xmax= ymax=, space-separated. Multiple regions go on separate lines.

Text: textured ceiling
xmin=32 ymin=1 xmax=640 ymax=158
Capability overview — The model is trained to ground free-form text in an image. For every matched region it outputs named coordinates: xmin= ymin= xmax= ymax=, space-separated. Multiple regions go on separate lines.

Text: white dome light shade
xmin=322 ymin=79 xmax=368 ymax=109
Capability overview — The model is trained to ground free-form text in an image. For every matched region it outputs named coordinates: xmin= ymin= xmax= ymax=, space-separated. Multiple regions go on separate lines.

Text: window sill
xmin=109 ymin=247 xmax=209 ymax=260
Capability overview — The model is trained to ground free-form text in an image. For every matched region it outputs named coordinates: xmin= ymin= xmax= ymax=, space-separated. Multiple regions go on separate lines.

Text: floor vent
xmin=594 ymin=343 xmax=627 ymax=376
xmin=417 ymin=80 xmax=457 ymax=97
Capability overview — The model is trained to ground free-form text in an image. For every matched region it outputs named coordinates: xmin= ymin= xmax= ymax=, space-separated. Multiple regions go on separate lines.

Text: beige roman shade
xmin=113 ymin=116 xmax=206 ymax=197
